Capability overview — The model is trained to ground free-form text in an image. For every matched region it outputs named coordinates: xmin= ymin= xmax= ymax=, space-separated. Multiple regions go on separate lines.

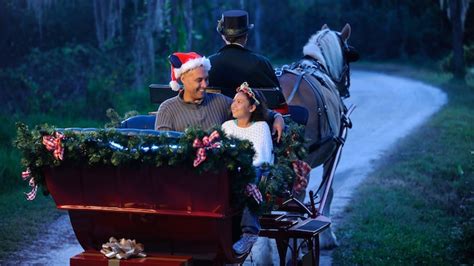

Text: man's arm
xmin=262 ymin=57 xmax=284 ymax=142
xmin=266 ymin=109 xmax=284 ymax=143
xmin=263 ymin=59 xmax=281 ymax=88
xmin=224 ymin=95 xmax=234 ymax=120
xmin=256 ymin=55 xmax=281 ymax=88
xmin=154 ymin=102 xmax=173 ymax=131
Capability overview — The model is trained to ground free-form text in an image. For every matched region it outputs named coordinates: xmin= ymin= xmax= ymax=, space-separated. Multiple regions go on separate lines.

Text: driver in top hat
xmin=208 ymin=10 xmax=280 ymax=91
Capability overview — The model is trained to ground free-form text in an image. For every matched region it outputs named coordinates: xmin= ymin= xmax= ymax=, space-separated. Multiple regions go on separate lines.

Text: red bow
xmin=21 ymin=168 xmax=37 ymax=201
xmin=22 ymin=168 xmax=31 ymax=181
xmin=292 ymin=160 xmax=311 ymax=194
xmin=192 ymin=130 xmax=221 ymax=167
xmin=42 ymin=132 xmax=65 ymax=160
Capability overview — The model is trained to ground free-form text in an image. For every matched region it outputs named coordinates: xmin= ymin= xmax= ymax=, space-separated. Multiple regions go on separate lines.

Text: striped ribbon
xmin=192 ymin=130 xmax=221 ymax=167
xmin=292 ymin=160 xmax=311 ymax=194
xmin=21 ymin=168 xmax=38 ymax=201
xmin=245 ymin=183 xmax=263 ymax=204
xmin=42 ymin=132 xmax=65 ymax=160
xmin=21 ymin=168 xmax=31 ymax=181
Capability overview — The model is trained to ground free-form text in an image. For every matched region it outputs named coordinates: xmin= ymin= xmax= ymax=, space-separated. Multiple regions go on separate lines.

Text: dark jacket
xmin=208 ymin=44 xmax=280 ymax=91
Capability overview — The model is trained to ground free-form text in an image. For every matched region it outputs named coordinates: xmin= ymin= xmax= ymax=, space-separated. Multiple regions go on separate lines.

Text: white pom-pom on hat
xmin=169 ymin=80 xmax=181 ymax=91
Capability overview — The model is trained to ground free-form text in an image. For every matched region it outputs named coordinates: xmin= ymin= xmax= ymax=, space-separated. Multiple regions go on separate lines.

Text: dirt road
xmin=7 ymin=70 xmax=447 ymax=265
xmin=247 ymin=70 xmax=447 ymax=265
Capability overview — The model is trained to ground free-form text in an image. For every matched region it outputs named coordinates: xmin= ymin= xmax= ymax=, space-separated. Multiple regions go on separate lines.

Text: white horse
xmin=278 ymin=23 xmax=358 ymax=250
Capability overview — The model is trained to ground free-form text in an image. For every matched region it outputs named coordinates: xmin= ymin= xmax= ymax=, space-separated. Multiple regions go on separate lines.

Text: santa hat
xmin=168 ymin=52 xmax=211 ymax=91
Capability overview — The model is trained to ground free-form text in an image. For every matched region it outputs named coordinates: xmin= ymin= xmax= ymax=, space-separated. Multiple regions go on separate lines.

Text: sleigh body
xmin=44 ymin=162 xmax=247 ymax=264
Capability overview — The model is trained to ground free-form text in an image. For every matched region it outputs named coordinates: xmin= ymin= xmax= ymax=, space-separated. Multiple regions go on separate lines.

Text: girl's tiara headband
xmin=236 ymin=82 xmax=260 ymax=105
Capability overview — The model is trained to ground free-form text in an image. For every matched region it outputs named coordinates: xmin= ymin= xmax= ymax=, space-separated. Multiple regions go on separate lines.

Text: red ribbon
xmin=21 ymin=168 xmax=37 ymax=200
xmin=292 ymin=160 xmax=311 ymax=194
xmin=192 ymin=130 xmax=221 ymax=167
xmin=21 ymin=168 xmax=31 ymax=181
xmin=42 ymin=132 xmax=65 ymax=160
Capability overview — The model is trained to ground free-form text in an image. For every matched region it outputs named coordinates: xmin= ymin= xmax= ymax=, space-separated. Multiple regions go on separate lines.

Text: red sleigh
xmin=45 ymin=162 xmax=246 ymax=265
xmin=38 ymin=87 xmax=353 ymax=265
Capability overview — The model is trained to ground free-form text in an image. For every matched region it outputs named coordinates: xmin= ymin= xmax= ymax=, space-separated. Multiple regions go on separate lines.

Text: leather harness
xmin=277 ymin=61 xmax=341 ymax=153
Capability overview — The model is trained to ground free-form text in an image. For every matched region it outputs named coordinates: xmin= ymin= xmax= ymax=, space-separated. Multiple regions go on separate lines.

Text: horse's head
xmin=303 ymin=24 xmax=359 ymax=98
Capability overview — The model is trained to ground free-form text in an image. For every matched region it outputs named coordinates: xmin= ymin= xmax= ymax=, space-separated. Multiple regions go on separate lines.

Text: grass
xmin=332 ymin=62 xmax=474 ymax=264
xmin=0 ymin=113 xmax=103 ymax=192
xmin=0 ymin=113 xmax=106 ymax=262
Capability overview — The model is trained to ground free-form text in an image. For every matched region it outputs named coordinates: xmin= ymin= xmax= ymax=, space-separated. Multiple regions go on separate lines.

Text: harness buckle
xmin=341 ymin=113 xmax=352 ymax=128
xmin=275 ymin=69 xmax=282 ymax=77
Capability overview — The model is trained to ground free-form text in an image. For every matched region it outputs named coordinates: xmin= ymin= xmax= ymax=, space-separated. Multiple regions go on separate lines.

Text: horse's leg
xmin=249 ymin=237 xmax=275 ymax=265
xmin=318 ymin=159 xmax=339 ymax=250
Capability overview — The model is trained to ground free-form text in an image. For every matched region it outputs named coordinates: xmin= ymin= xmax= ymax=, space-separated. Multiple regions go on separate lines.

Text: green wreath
xmin=15 ymin=120 xmax=307 ymax=213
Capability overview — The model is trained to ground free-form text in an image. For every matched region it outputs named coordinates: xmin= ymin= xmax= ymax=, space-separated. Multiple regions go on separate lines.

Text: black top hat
xmin=217 ymin=10 xmax=254 ymax=37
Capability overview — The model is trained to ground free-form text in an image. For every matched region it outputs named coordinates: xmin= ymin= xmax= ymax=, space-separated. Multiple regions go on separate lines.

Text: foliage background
xmin=1 ymin=0 xmax=473 ymax=122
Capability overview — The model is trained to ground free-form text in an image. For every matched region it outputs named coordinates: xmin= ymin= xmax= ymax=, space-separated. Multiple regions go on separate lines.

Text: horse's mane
xmin=303 ymin=29 xmax=344 ymax=81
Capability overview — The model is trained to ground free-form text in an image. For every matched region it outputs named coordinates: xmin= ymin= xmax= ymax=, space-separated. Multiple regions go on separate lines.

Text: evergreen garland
xmin=254 ymin=120 xmax=308 ymax=213
xmin=14 ymin=121 xmax=307 ymax=213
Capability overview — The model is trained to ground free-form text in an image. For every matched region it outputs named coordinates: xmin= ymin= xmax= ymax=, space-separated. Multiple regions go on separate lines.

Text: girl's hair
xmin=249 ymin=90 xmax=268 ymax=122
xmin=236 ymin=82 xmax=268 ymax=122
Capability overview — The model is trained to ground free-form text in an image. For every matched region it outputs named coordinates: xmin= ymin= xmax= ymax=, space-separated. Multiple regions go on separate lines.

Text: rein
xmin=333 ymin=64 xmax=351 ymax=98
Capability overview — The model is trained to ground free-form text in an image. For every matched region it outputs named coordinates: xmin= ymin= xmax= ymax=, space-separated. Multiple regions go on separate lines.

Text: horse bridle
xmin=333 ymin=32 xmax=353 ymax=98
xmin=275 ymin=29 xmax=359 ymax=100
xmin=313 ymin=30 xmax=353 ymax=98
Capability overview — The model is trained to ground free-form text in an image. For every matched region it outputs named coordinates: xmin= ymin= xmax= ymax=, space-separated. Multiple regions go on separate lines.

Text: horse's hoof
xmin=319 ymin=228 xmax=339 ymax=250
xmin=246 ymin=237 xmax=273 ymax=265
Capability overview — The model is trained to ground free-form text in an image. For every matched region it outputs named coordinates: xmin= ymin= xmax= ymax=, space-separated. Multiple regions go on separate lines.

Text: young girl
xmin=221 ymin=82 xmax=274 ymax=255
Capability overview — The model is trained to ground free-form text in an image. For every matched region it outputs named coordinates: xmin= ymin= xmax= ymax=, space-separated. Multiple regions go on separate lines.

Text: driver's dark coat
xmin=208 ymin=44 xmax=280 ymax=90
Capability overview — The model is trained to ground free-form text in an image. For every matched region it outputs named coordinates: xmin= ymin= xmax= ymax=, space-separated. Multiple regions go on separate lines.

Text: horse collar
xmin=300 ymin=57 xmax=328 ymax=75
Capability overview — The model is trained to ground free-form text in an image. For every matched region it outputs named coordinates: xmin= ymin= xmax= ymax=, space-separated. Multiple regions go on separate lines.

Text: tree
xmin=440 ymin=0 xmax=471 ymax=79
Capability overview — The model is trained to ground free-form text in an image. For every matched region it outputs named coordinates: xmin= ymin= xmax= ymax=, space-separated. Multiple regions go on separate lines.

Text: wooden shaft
xmin=318 ymin=105 xmax=354 ymax=215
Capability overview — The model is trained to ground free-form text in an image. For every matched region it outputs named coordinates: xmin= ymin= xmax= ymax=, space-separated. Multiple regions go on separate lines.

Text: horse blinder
xmin=344 ymin=45 xmax=359 ymax=63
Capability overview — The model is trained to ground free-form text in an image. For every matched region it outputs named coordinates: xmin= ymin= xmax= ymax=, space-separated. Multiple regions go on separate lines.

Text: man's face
xmin=180 ymin=66 xmax=208 ymax=102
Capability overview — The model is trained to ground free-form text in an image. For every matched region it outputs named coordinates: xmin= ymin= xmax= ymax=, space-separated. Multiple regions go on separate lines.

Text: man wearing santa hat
xmin=154 ymin=51 xmax=284 ymax=141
